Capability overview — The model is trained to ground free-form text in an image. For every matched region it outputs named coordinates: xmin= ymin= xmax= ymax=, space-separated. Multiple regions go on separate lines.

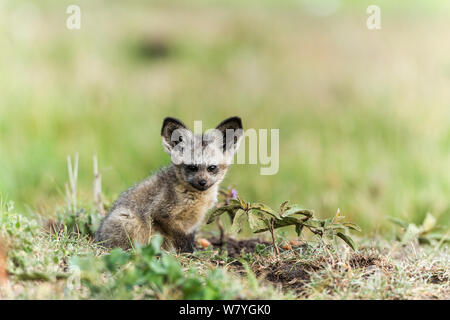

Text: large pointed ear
xmin=215 ymin=116 xmax=243 ymax=153
xmin=161 ymin=117 xmax=191 ymax=154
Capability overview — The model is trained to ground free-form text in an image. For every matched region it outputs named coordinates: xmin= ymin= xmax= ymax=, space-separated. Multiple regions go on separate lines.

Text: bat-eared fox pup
xmin=95 ymin=116 xmax=243 ymax=252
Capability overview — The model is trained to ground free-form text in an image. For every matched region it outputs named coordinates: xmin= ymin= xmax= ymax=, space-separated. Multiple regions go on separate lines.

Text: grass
xmin=0 ymin=198 xmax=448 ymax=299
xmin=0 ymin=0 xmax=449 ymax=299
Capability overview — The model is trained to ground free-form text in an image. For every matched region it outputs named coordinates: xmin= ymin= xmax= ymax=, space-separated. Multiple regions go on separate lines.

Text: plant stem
xmin=217 ymin=197 xmax=232 ymax=249
xmin=269 ymin=219 xmax=280 ymax=257
xmin=217 ymin=216 xmax=225 ymax=246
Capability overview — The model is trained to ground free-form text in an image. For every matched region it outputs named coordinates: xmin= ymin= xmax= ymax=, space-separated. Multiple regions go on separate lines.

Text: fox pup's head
xmin=161 ymin=116 xmax=243 ymax=191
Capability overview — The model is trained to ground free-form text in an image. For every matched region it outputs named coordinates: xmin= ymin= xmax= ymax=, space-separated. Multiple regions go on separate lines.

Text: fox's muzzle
xmin=191 ymin=179 xmax=211 ymax=191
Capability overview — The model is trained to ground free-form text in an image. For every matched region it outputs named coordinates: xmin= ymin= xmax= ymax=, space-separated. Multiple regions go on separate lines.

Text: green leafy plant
xmin=0 ymin=200 xmax=38 ymax=254
xmin=69 ymin=235 xmax=240 ymax=299
xmin=208 ymin=195 xmax=361 ymax=256
xmin=52 ymin=207 xmax=103 ymax=238
xmin=389 ymin=213 xmax=449 ymax=246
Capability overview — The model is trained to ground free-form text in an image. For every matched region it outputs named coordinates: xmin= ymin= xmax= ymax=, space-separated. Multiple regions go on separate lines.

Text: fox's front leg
xmin=172 ymin=231 xmax=196 ymax=253
xmin=153 ymin=217 xmax=196 ymax=253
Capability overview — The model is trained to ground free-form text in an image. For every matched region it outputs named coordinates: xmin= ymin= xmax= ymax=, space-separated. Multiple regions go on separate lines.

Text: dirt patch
xmin=426 ymin=271 xmax=449 ymax=284
xmin=202 ymin=236 xmax=319 ymax=293
xmin=259 ymin=261 xmax=320 ymax=293
xmin=348 ymin=252 xmax=380 ymax=269
xmin=205 ymin=236 xmax=308 ymax=258
xmin=207 ymin=236 xmax=271 ymax=258
xmin=349 ymin=251 xmax=394 ymax=275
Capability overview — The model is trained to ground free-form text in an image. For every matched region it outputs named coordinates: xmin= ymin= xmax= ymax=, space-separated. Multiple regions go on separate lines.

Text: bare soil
xmin=259 ymin=261 xmax=320 ymax=293
xmin=204 ymin=236 xmax=319 ymax=292
xmin=207 ymin=236 xmax=271 ymax=258
xmin=201 ymin=236 xmax=400 ymax=295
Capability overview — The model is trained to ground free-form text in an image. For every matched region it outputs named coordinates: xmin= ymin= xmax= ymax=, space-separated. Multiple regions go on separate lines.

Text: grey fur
xmin=95 ymin=117 xmax=243 ymax=252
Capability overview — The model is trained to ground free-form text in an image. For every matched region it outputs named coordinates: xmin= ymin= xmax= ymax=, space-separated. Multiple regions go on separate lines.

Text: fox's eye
xmin=207 ymin=165 xmax=217 ymax=172
xmin=187 ymin=165 xmax=198 ymax=172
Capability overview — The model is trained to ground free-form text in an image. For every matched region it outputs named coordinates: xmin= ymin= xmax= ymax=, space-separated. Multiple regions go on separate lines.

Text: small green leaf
xmin=104 ymin=248 xmax=130 ymax=271
xmin=249 ymin=203 xmax=279 ymax=219
xmin=230 ymin=209 xmax=246 ymax=235
xmin=253 ymin=216 xmax=307 ymax=233
xmin=237 ymin=196 xmax=247 ymax=210
xmin=388 ymin=217 xmax=408 ymax=229
xmin=343 ymin=222 xmax=362 ymax=232
xmin=420 ymin=213 xmax=436 ymax=234
xmin=247 ymin=210 xmax=269 ymax=232
xmin=336 ymin=232 xmax=357 ymax=250
xmin=323 ymin=217 xmax=334 ymax=228
xmin=402 ymin=223 xmax=420 ymax=243
xmin=423 ymin=232 xmax=450 ymax=243
xmin=282 ymin=204 xmax=313 ymax=218
xmin=302 ymin=219 xmax=323 ymax=229
xmin=207 ymin=204 xmax=242 ymax=224
xmin=325 ymin=223 xmax=346 ymax=231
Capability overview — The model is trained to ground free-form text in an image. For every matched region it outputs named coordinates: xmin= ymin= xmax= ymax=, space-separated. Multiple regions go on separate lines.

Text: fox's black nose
xmin=198 ymin=179 xmax=207 ymax=187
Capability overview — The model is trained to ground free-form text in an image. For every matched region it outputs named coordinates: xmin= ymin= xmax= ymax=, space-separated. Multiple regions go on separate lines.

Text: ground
xmin=0 ymin=202 xmax=448 ymax=299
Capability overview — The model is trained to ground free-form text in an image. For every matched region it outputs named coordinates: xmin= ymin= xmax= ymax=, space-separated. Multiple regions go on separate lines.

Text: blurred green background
xmin=0 ymin=0 xmax=449 ymax=231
